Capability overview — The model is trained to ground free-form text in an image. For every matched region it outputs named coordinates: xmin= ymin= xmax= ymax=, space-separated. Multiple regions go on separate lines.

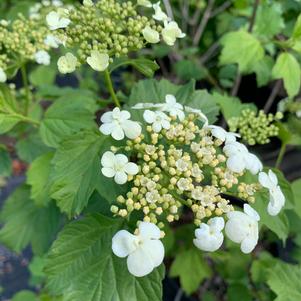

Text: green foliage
xmin=39 ymin=95 xmax=98 ymax=148
xmin=0 ymin=144 xmax=12 ymax=177
xmin=27 ymin=153 xmax=54 ymax=206
xmin=0 ymin=185 xmax=60 ymax=255
xmin=49 ymin=131 xmax=107 ymax=217
xmin=292 ymin=178 xmax=301 ymax=218
xmin=272 ymin=52 xmax=301 ymax=98
xmin=220 ymin=30 xmax=264 ymax=73
xmin=267 ymin=262 xmax=301 ymax=301
xmin=45 ymin=214 xmax=164 ymax=301
xmin=170 ymin=248 xmax=211 ymax=294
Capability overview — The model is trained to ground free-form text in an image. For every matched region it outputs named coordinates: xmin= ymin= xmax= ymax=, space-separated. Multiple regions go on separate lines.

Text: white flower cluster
xmin=99 ymin=95 xmax=286 ymax=277
xmin=141 ymin=2 xmax=185 ymax=46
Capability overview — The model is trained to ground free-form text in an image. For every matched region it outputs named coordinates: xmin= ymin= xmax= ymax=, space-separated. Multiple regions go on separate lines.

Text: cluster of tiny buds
xmin=228 ymin=109 xmax=283 ymax=146
xmin=109 ymin=112 xmax=259 ymax=228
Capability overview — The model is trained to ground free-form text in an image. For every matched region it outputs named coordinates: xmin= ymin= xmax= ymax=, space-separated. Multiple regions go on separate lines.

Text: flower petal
xmin=114 ymin=171 xmax=128 ymax=184
xmin=143 ymin=110 xmax=156 ymax=123
xmin=208 ymin=217 xmax=225 ymax=232
xmin=268 ymin=170 xmax=278 ymax=186
xmin=101 ymin=151 xmax=115 ymax=168
xmin=141 ymin=239 xmax=164 ymax=267
xmin=138 ymin=222 xmax=161 ymax=240
xmin=244 ymin=204 xmax=260 ymax=221
xmin=226 ymin=155 xmax=245 ymax=173
xmin=112 ymin=230 xmax=138 ymax=258
xmin=111 ymin=126 xmax=125 ymax=140
xmin=122 ymin=120 xmax=142 ymax=139
xmin=241 ymin=237 xmax=257 ymax=254
xmin=101 ymin=167 xmax=115 ymax=178
xmin=115 ymin=154 xmax=128 ymax=166
xmin=101 ymin=111 xmax=113 ymax=123
xmin=124 ymin=162 xmax=139 ymax=175
xmin=127 ymin=247 xmax=154 ymax=277
xmin=99 ymin=123 xmax=114 ymax=136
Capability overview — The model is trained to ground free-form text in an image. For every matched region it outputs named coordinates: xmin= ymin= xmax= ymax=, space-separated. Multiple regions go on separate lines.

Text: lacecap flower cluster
xmin=99 ymin=95 xmax=286 ymax=277
xmin=0 ymin=0 xmax=72 ymax=83
xmin=45 ymin=0 xmax=185 ymax=74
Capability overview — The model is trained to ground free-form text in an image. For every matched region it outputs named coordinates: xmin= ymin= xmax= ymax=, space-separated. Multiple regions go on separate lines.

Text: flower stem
xmin=21 ymin=64 xmax=31 ymax=115
xmin=275 ymin=143 xmax=287 ymax=169
xmin=104 ymin=70 xmax=121 ymax=108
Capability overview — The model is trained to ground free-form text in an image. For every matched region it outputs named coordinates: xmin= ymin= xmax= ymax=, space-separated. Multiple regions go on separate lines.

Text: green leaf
xmin=187 ymin=90 xmax=220 ymax=123
xmin=253 ymin=194 xmax=289 ymax=242
xmin=0 ymin=144 xmax=12 ymax=177
xmin=0 ymin=186 xmax=60 ymax=255
xmin=252 ymin=56 xmax=274 ymax=87
xmin=220 ymin=30 xmax=264 ymax=73
xmin=27 ymin=153 xmax=54 ymax=206
xmin=272 ymin=52 xmax=301 ymax=97
xmin=292 ymin=14 xmax=301 ymax=39
xmin=212 ymin=92 xmax=256 ymax=121
xmin=169 ymin=248 xmax=211 ymax=294
xmin=277 ymin=121 xmax=301 ymax=146
xmin=227 ymin=283 xmax=252 ymax=301
xmin=12 ymin=290 xmax=37 ymax=301
xmin=0 ymin=113 xmax=23 ymax=133
xmin=128 ymin=79 xmax=219 ymax=123
xmin=174 ymin=60 xmax=208 ymax=81
xmin=49 ymin=131 xmax=106 ymax=216
xmin=45 ymin=214 xmax=164 ymax=301
xmin=267 ymin=262 xmax=301 ymax=301
xmin=29 ymin=65 xmax=56 ymax=87
xmin=292 ymin=178 xmax=301 ymax=218
xmin=251 ymin=252 xmax=277 ymax=283
xmin=16 ymin=132 xmax=50 ymax=163
xmin=254 ymin=3 xmax=284 ymax=39
xmin=109 ymin=57 xmax=159 ymax=77
xmin=40 ymin=95 xmax=97 ymax=148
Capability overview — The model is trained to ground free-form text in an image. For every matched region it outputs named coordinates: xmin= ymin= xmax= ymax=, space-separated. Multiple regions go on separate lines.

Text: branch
xmin=163 ymin=0 xmax=174 ymax=20
xmin=264 ymin=80 xmax=282 ymax=113
xmin=210 ymin=1 xmax=232 ymax=19
xmin=193 ymin=0 xmax=215 ymax=46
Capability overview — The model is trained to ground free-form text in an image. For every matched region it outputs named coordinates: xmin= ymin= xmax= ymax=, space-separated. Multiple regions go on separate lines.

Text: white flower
xmin=112 ymin=222 xmax=164 ymax=277
xmin=52 ymin=0 xmax=63 ymax=7
xmin=46 ymin=11 xmax=70 ymax=30
xmin=100 ymin=107 xmax=142 ymax=140
xmin=0 ymin=68 xmax=7 ymax=83
xmin=132 ymin=102 xmax=162 ymax=109
xmin=0 ymin=19 xmax=9 ymax=26
xmin=83 ymin=0 xmax=94 ymax=7
xmin=138 ymin=0 xmax=152 ymax=7
xmin=146 ymin=190 xmax=160 ymax=203
xmin=152 ymin=2 xmax=170 ymax=22
xmin=162 ymin=95 xmax=185 ymax=121
xmin=193 ymin=217 xmax=225 ymax=252
xmin=223 ymin=142 xmax=262 ymax=174
xmin=207 ymin=125 xmax=239 ymax=144
xmin=101 ymin=151 xmax=138 ymax=184
xmin=225 ymin=204 xmax=260 ymax=254
xmin=86 ymin=51 xmax=109 ymax=71
xmin=34 ymin=50 xmax=51 ymax=65
xmin=177 ymin=178 xmax=190 ymax=191
xmin=142 ymin=26 xmax=160 ymax=44
xmin=185 ymin=106 xmax=209 ymax=126
xmin=258 ymin=170 xmax=285 ymax=216
xmin=143 ymin=110 xmax=170 ymax=132
xmin=42 ymin=0 xmax=51 ymax=6
xmin=44 ymin=34 xmax=63 ymax=48
xmin=296 ymin=110 xmax=301 ymax=118
xmin=162 ymin=21 xmax=186 ymax=46
xmin=57 ymin=52 xmax=78 ymax=74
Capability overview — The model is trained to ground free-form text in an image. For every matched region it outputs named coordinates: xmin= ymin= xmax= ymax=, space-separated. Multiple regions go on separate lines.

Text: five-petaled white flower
xmin=223 ymin=142 xmax=262 ymax=174
xmin=44 ymin=34 xmax=63 ymax=48
xmin=225 ymin=204 xmax=260 ymax=254
xmin=57 ymin=52 xmax=78 ymax=74
xmin=46 ymin=11 xmax=70 ymax=30
xmin=0 ymin=68 xmax=7 ymax=83
xmin=142 ymin=26 xmax=160 ymax=44
xmin=138 ymin=0 xmax=152 ymax=7
xmin=162 ymin=95 xmax=185 ymax=121
xmin=34 ymin=50 xmax=51 ymax=65
xmin=100 ymin=107 xmax=141 ymax=140
xmin=207 ymin=125 xmax=239 ymax=144
xmin=162 ymin=21 xmax=186 ymax=46
xmin=86 ymin=51 xmax=109 ymax=71
xmin=152 ymin=2 xmax=170 ymax=22
xmin=112 ymin=221 xmax=164 ymax=277
xmin=193 ymin=217 xmax=225 ymax=252
xmin=101 ymin=151 xmax=139 ymax=184
xmin=258 ymin=170 xmax=285 ymax=216
xmin=143 ymin=110 xmax=170 ymax=132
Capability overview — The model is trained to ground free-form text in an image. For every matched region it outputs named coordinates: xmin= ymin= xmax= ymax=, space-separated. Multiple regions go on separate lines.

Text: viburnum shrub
xmin=0 ymin=0 xmax=300 ymax=301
